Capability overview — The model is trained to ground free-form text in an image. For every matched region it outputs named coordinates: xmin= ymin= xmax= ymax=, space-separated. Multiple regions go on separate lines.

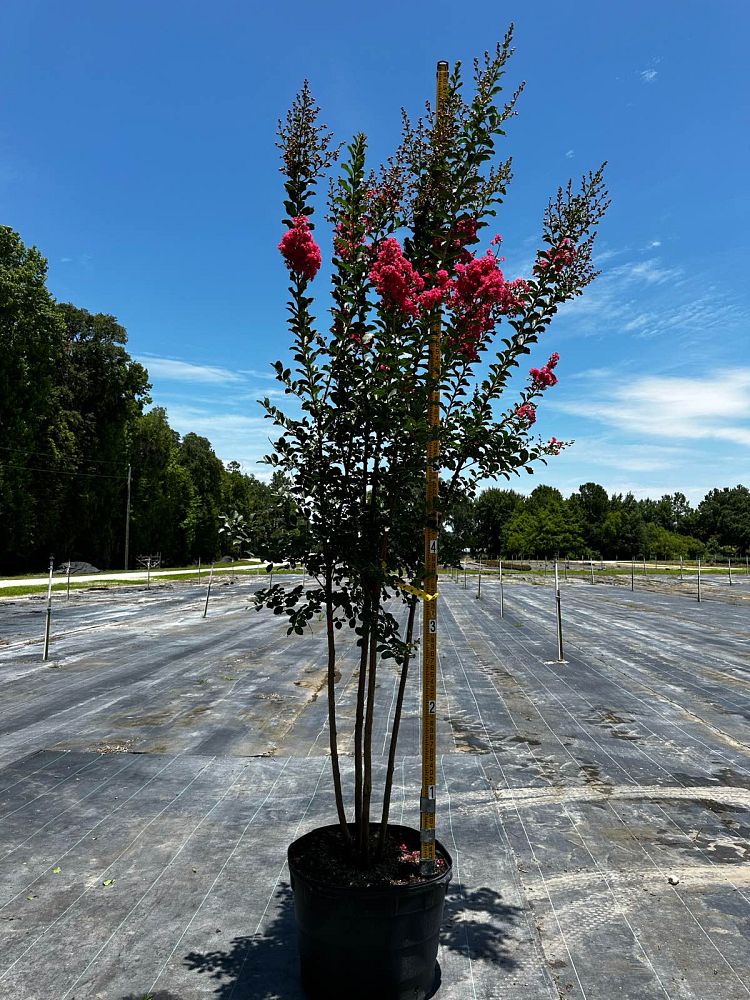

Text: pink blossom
xmin=369 ymin=238 xmax=425 ymax=317
xmin=544 ymin=436 xmax=566 ymax=456
xmin=529 ymin=352 xmax=561 ymax=390
xmin=515 ymin=403 xmax=537 ymax=426
xmin=534 ymin=239 xmax=577 ymax=276
xmin=278 ymin=216 xmax=322 ymax=281
xmin=418 ymin=269 xmax=454 ymax=311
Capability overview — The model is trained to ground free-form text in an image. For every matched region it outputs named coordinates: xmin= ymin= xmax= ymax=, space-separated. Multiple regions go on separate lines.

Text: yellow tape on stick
xmin=394 ymin=579 xmax=438 ymax=601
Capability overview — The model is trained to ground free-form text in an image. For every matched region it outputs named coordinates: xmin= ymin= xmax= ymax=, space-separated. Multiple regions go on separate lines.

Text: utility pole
xmin=697 ymin=557 xmax=702 ymax=604
xmin=124 ymin=463 xmax=132 ymax=571
xmin=476 ymin=554 xmax=482 ymax=599
xmin=631 ymin=556 xmax=635 ymax=592
xmin=499 ymin=558 xmax=504 ymax=618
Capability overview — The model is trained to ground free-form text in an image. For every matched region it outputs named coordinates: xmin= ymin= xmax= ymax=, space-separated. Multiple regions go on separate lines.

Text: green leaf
xmin=102 ymin=879 xmax=115 ymax=886
xmin=52 ymin=866 xmax=61 ymax=874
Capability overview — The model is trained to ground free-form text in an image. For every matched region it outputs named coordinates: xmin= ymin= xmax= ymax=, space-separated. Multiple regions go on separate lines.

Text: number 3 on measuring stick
xmin=429 ymin=619 xmax=437 ymax=634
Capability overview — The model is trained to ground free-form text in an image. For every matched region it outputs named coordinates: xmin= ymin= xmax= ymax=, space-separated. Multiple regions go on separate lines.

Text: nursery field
xmin=0 ymin=574 xmax=748 ymax=1000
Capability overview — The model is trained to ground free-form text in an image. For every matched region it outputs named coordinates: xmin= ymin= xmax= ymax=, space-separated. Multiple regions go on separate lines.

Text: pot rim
xmin=288 ymin=822 xmax=453 ymax=897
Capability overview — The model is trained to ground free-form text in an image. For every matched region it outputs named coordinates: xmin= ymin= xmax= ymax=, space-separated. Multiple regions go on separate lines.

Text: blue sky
xmin=2 ymin=0 xmax=748 ymax=501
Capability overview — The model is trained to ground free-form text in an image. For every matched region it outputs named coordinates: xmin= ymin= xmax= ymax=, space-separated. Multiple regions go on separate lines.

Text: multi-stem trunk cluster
xmin=326 ymin=572 xmax=419 ymax=867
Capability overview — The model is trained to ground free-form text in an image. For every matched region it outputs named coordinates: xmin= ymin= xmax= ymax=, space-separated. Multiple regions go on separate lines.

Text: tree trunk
xmin=353 ymin=594 xmax=371 ymax=846
xmin=377 ymin=595 xmax=418 ymax=858
xmin=360 ymin=594 xmax=380 ymax=865
xmin=325 ymin=566 xmax=350 ymax=847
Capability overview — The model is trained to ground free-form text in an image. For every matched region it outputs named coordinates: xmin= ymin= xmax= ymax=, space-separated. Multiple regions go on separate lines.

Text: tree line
xmin=2 ymin=225 xmax=747 ymax=574
xmin=441 ymin=482 xmax=750 ymax=564
xmin=0 ymin=225 xmax=300 ymax=574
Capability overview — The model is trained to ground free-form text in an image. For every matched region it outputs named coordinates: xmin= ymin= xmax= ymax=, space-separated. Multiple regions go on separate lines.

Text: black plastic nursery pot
xmin=288 ymin=823 xmax=453 ymax=1000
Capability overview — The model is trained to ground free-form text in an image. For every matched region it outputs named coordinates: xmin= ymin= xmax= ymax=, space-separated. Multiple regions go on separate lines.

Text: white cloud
xmin=137 ymin=355 xmax=245 ymax=384
xmin=640 ymin=69 xmax=658 ymax=83
xmin=646 ymin=239 xmax=661 ymax=248
xmin=160 ymin=402 xmax=273 ymax=474
xmin=556 ymin=252 xmax=748 ymax=343
xmin=550 ymin=368 xmax=750 ymax=448
xmin=565 ymin=149 xmax=574 ymax=159
xmin=620 ymin=258 xmax=681 ymax=285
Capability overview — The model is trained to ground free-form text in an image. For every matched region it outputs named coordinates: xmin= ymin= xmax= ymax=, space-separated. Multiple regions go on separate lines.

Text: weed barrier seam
xmin=479 ymin=614 xmax=750 ymax=991
xmin=0 ymin=600 xmax=289 ymax=765
xmin=542 ymin=587 xmax=750 ymax=692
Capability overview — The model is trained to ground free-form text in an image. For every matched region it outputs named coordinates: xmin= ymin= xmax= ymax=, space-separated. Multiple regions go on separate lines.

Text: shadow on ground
xmin=121 ymin=992 xmax=185 ymax=1000
xmin=178 ymin=881 xmax=521 ymax=998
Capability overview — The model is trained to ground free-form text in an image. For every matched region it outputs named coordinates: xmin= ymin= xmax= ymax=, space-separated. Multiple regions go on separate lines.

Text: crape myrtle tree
xmin=256 ymin=29 xmax=608 ymax=866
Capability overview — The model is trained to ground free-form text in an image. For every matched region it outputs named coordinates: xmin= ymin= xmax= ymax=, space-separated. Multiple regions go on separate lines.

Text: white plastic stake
xmin=43 ymin=555 xmax=54 ymax=661
xmin=203 ymin=562 xmax=215 ymax=617
xmin=555 ymin=561 xmax=564 ymax=662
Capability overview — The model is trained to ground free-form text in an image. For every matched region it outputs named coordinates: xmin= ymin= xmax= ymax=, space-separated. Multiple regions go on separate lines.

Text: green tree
xmin=693 ymin=486 xmax=750 ymax=554
xmin=56 ymin=304 xmax=150 ymax=567
xmin=178 ymin=433 xmax=225 ymax=559
xmin=569 ymin=481 xmax=609 ymax=555
xmin=0 ymin=227 xmax=69 ymax=571
xmin=473 ymin=488 xmax=522 ymax=556
xmin=129 ymin=408 xmax=193 ymax=563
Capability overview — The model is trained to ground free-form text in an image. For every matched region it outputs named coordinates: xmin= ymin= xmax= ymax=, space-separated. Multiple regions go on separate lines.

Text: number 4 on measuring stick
xmin=429 ymin=539 xmax=438 ymax=554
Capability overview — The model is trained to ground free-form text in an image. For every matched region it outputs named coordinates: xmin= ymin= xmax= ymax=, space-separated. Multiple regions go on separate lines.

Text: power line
xmin=0 ymin=444 xmax=129 ymax=468
xmin=2 ymin=462 xmax=127 ymax=481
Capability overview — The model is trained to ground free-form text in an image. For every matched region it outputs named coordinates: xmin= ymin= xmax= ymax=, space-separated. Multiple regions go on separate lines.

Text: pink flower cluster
xmin=544 ymin=436 xmax=565 ymax=456
xmin=278 ymin=216 xmax=322 ymax=281
xmin=534 ymin=238 xmax=577 ymax=275
xmin=515 ymin=403 xmax=537 ymax=426
xmin=418 ymin=269 xmax=452 ymax=311
xmin=451 ymin=251 xmax=528 ymax=338
xmin=368 ymin=238 xmax=529 ymax=361
xmin=530 ymin=352 xmax=560 ymax=390
xmin=369 ymin=238 xmax=425 ymax=317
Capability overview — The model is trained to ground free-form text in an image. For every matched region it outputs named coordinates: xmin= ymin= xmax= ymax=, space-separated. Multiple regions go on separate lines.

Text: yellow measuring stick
xmin=420 ymin=59 xmax=449 ymax=876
